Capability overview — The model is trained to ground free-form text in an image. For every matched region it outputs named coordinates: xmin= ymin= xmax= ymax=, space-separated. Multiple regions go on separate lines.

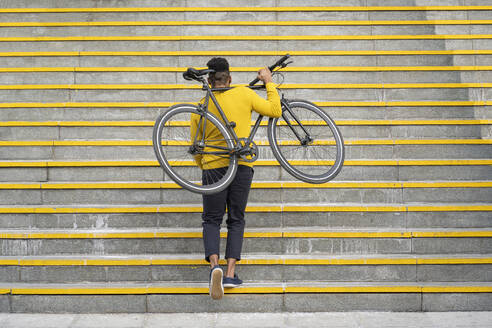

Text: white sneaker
xmin=209 ymin=265 xmax=224 ymax=300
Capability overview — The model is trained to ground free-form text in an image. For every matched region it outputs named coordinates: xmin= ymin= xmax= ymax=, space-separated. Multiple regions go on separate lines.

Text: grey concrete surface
xmin=4 ymin=124 xmax=485 ymax=141
xmin=10 ymin=295 xmax=147 ymax=313
xmin=3 ymin=54 xmax=492 ymax=69
xmin=3 ymin=232 xmax=491 ymax=256
xmin=3 ymin=143 xmax=489 ymax=161
xmin=0 ymin=104 xmax=483 ymax=122
xmin=1 ymin=70 xmax=481 ymax=86
xmin=0 ymin=209 xmax=489 ymax=231
xmin=0 ymin=263 xmax=423 ymax=283
xmin=0 ymin=312 xmax=491 ymax=327
xmin=1 ymin=0 xmax=491 ymax=316
xmin=1 ymin=163 xmax=490 ymax=182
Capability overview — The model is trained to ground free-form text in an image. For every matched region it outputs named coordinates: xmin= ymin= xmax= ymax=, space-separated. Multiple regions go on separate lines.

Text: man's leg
xmin=226 ymin=258 xmax=237 ymax=277
xmin=209 ymin=254 xmax=219 ymax=268
xmin=201 ymin=167 xmax=228 ymax=264
xmin=202 ymin=168 xmax=229 ymax=299
xmin=224 ymin=165 xmax=254 ymax=278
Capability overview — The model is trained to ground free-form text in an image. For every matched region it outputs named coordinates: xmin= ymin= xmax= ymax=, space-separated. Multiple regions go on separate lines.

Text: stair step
xmin=0 ymin=228 xmax=489 ymax=256
xmin=1 ymin=181 xmax=491 ymax=205
xmin=2 ymin=54 xmax=490 ymax=71
xmin=2 ymin=143 xmax=490 ymax=162
xmin=0 ymin=88 xmax=481 ymax=103
xmin=4 ymin=160 xmax=488 ymax=183
xmin=2 ymin=253 xmax=491 ymax=266
xmin=0 ymin=207 xmax=490 ymax=230
xmin=0 ymin=83 xmax=484 ymax=102
xmin=3 ymin=123 xmax=486 ymax=141
xmin=0 ymin=227 xmax=490 ymax=238
xmin=2 ymin=38 xmax=492 ymax=54
xmin=0 ymin=68 xmax=489 ymax=85
xmin=0 ymin=282 xmax=489 ymax=313
xmin=1 ymin=254 xmax=491 ymax=284
xmin=2 ymin=165 xmax=491 ymax=183
xmin=2 ymin=281 xmax=491 ymax=294
xmin=1 ymin=203 xmax=491 ymax=214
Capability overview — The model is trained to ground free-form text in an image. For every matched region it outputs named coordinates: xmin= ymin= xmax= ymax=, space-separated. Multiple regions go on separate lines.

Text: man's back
xmin=191 ymin=83 xmax=281 ymax=170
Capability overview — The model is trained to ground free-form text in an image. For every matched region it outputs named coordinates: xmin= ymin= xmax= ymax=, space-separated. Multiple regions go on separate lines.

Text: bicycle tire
xmin=267 ymin=100 xmax=345 ymax=183
xmin=153 ymin=104 xmax=238 ymax=195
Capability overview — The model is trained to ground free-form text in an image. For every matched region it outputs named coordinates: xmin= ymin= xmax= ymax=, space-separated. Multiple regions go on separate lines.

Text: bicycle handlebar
xmin=248 ymin=54 xmax=291 ymax=86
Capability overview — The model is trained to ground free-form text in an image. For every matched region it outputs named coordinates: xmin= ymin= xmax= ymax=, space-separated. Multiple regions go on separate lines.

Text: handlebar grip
xmin=248 ymin=54 xmax=291 ymax=86
xmin=269 ymin=54 xmax=291 ymax=71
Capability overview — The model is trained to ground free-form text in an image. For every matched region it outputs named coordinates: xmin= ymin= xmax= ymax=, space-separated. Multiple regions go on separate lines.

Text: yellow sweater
xmin=190 ymin=82 xmax=281 ymax=170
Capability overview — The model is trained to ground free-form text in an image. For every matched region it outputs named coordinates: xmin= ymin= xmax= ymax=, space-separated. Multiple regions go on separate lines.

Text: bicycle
xmin=153 ymin=54 xmax=345 ymax=195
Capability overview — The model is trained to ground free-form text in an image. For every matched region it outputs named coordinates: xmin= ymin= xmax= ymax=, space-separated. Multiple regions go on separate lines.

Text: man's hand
xmin=257 ymin=67 xmax=273 ymax=84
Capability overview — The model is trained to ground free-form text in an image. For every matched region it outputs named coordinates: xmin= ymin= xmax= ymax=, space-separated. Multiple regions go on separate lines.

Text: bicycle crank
xmin=236 ymin=138 xmax=259 ymax=163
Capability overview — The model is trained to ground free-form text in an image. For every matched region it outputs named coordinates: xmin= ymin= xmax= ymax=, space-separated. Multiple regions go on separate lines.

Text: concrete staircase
xmin=0 ymin=0 xmax=491 ymax=313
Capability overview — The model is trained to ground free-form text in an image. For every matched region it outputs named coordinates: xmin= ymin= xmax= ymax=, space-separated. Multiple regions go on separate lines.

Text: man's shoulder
xmin=228 ymin=85 xmax=255 ymax=96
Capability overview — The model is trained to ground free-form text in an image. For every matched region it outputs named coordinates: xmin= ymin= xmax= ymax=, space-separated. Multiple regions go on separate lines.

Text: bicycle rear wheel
xmin=267 ymin=100 xmax=344 ymax=183
xmin=153 ymin=104 xmax=238 ymax=195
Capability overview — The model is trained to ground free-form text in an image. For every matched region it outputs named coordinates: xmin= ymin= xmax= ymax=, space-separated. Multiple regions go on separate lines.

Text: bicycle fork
xmin=280 ymin=97 xmax=314 ymax=146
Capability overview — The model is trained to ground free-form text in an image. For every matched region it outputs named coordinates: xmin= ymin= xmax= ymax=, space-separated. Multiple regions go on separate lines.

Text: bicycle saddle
xmin=183 ymin=68 xmax=215 ymax=81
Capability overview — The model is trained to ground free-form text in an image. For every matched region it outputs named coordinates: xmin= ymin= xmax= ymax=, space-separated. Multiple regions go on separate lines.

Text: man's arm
xmin=250 ymin=68 xmax=282 ymax=118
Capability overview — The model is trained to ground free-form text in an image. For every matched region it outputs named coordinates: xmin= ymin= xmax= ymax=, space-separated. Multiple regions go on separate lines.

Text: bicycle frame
xmin=192 ymin=78 xmax=263 ymax=160
xmin=193 ymin=77 xmax=315 ymax=162
xmin=190 ymin=52 xmax=316 ymax=162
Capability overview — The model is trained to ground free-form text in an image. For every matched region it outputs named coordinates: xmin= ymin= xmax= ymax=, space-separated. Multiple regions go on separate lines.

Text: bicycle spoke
xmin=153 ymin=104 xmax=238 ymax=194
xmin=268 ymin=101 xmax=344 ymax=183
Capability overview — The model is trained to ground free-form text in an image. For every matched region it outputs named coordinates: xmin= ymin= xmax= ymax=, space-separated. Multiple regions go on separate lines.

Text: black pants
xmin=202 ymin=165 xmax=254 ymax=262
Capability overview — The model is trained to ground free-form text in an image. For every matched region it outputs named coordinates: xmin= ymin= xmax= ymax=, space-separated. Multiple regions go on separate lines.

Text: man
xmin=190 ymin=57 xmax=281 ymax=300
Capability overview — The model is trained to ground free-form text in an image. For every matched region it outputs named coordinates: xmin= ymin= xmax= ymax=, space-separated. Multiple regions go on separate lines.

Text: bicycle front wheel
xmin=153 ymin=104 xmax=238 ymax=195
xmin=267 ymin=100 xmax=345 ymax=183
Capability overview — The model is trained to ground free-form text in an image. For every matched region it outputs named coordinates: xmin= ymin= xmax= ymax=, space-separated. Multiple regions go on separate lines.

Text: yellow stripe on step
xmin=1 ymin=66 xmax=492 ymax=73
xmin=2 ymin=257 xmax=491 ymax=266
xmin=1 ymin=139 xmax=490 ymax=147
xmin=3 ymin=181 xmax=491 ymax=190
xmin=2 ymin=119 xmax=491 ymax=127
xmin=0 ymin=205 xmax=490 ymax=214
xmin=5 ymin=285 xmax=492 ymax=295
xmin=285 ymin=286 xmax=422 ymax=293
xmin=1 ymin=159 xmax=491 ymax=168
xmin=0 ymin=100 xmax=489 ymax=108
xmin=4 ymin=285 xmax=492 ymax=295
xmin=1 ymin=50 xmax=492 ymax=57
xmin=0 ymin=20 xmax=491 ymax=27
xmin=0 ymin=82 xmax=490 ymax=90
xmin=0 ymin=6 xmax=491 ymax=13
xmin=2 ymin=34 xmax=492 ymax=42
xmin=0 ymin=230 xmax=490 ymax=239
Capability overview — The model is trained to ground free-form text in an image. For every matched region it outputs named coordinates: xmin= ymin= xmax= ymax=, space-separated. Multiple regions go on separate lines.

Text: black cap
xmin=206 ymin=57 xmax=229 ymax=72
